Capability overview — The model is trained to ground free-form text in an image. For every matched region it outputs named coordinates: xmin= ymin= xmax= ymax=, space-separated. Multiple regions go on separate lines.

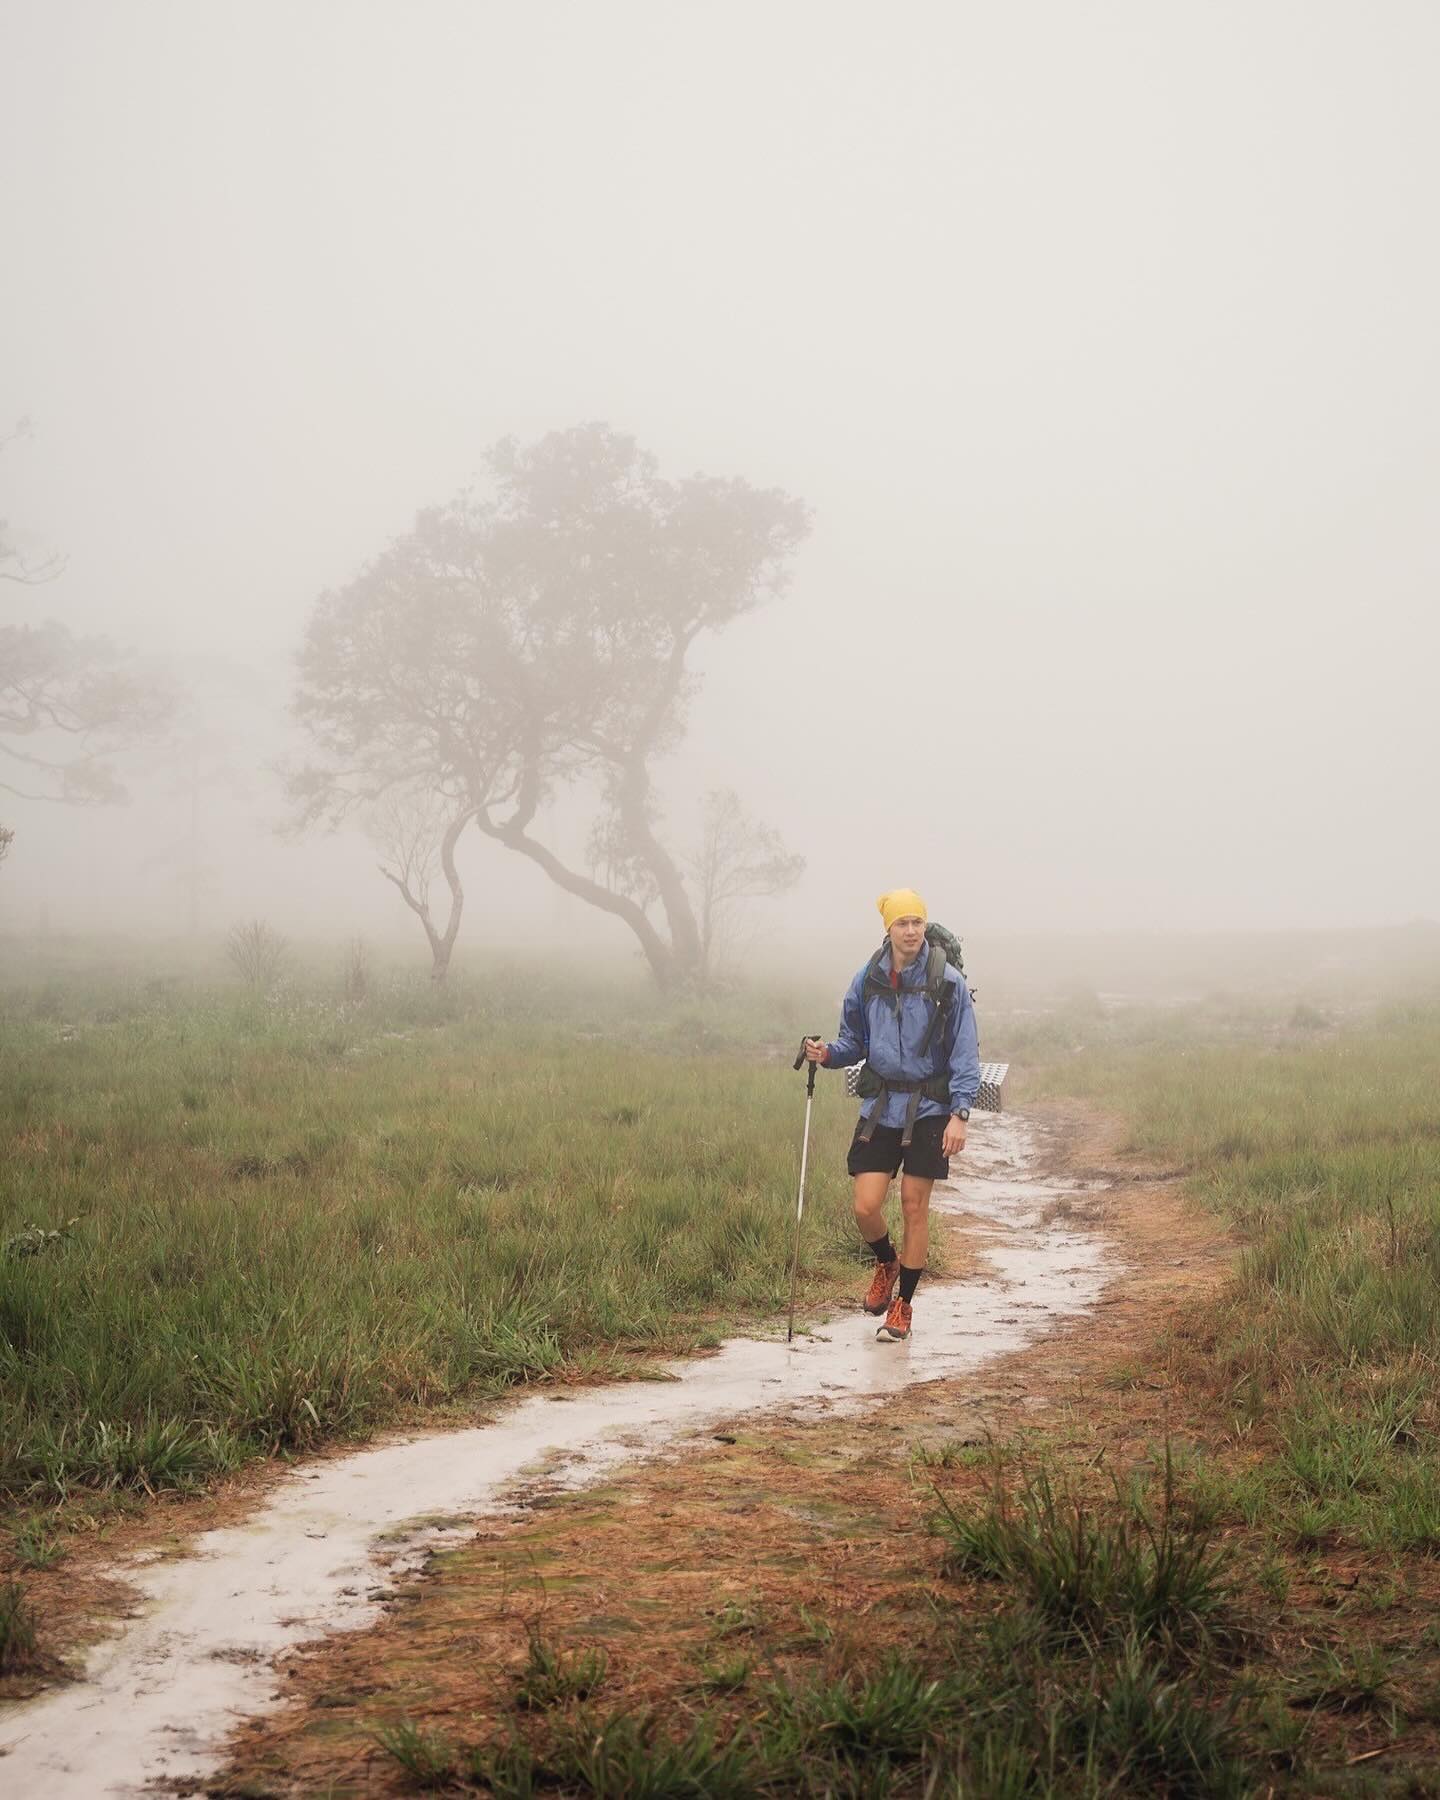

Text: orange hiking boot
xmin=863 ymin=1258 xmax=900 ymax=1315
xmin=876 ymin=1296 xmax=912 ymax=1342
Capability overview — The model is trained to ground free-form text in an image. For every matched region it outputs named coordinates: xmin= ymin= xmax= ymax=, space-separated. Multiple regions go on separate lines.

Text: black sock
xmin=898 ymin=1264 xmax=923 ymax=1303
xmin=867 ymin=1232 xmax=897 ymax=1265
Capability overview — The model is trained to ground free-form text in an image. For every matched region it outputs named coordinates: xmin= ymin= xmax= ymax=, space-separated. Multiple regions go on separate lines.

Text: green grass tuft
xmin=514 ymin=1631 xmax=608 ymax=1709
xmin=0 ymin=1579 xmax=40 ymax=1674
xmin=932 ymin=1451 xmax=1235 ymax=1660
xmin=373 ymin=1719 xmax=459 ymax=1788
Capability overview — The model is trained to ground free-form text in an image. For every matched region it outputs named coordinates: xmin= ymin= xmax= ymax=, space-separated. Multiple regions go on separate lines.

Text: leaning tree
xmin=291 ymin=424 xmax=809 ymax=987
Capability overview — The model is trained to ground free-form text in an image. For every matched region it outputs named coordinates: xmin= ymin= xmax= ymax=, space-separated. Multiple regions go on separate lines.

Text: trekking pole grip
xmin=793 ymin=1037 xmax=821 ymax=1093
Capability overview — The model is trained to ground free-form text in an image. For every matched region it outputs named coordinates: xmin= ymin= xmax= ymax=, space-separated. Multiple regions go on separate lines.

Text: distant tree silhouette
xmin=1 ymin=422 xmax=172 ymax=844
xmin=291 ymin=424 xmax=809 ymax=988
xmin=688 ymin=788 xmax=805 ymax=984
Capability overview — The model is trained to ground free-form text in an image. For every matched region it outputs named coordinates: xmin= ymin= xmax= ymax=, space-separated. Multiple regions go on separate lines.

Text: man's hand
xmin=942 ymin=1114 xmax=968 ymax=1156
xmin=803 ymin=1037 xmax=828 ymax=1064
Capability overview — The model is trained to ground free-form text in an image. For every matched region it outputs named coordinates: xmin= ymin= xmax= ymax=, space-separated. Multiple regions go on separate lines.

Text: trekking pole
xmin=786 ymin=1039 xmax=819 ymax=1344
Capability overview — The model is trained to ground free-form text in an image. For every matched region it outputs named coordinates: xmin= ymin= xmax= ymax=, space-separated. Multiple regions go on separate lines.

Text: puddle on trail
xmin=0 ymin=1112 xmax=1112 ymax=1798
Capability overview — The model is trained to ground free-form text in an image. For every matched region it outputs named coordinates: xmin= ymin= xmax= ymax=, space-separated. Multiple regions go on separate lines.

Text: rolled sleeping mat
xmin=844 ymin=1060 xmax=1010 ymax=1113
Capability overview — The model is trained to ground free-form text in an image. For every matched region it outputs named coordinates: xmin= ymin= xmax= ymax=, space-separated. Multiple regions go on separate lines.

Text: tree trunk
xmin=379 ymin=807 xmax=472 ymax=984
xmin=614 ymin=755 xmax=702 ymax=986
xmin=473 ymin=808 xmax=678 ymax=988
xmin=429 ymin=809 xmax=469 ymax=982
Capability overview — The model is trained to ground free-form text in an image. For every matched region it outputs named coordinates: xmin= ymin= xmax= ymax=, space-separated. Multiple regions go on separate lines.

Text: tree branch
xmin=475 ymin=807 xmax=675 ymax=985
xmin=377 ymin=865 xmax=443 ymax=958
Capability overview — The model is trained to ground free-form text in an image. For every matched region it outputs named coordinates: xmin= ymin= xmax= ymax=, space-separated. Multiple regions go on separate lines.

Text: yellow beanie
xmin=877 ymin=889 xmax=928 ymax=932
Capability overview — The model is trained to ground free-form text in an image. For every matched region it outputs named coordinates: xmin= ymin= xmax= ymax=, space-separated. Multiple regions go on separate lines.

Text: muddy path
xmin=0 ymin=1106 xmax=1193 ymax=1799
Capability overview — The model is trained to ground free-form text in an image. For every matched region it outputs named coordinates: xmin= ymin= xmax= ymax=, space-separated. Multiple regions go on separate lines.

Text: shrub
xmin=225 ymin=920 xmax=288 ymax=989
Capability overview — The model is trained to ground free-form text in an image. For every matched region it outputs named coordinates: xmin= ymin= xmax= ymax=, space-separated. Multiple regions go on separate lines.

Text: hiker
xmin=803 ymin=890 xmax=980 ymax=1342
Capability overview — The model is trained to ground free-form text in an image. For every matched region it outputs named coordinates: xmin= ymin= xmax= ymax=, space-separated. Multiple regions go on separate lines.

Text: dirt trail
xmin=0 ymin=1109 xmax=1125 ymax=1798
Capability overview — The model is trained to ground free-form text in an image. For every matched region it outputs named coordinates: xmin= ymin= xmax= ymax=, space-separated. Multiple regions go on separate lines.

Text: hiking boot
xmin=863 ymin=1258 xmax=900 ymax=1315
xmin=876 ymin=1297 xmax=912 ymax=1342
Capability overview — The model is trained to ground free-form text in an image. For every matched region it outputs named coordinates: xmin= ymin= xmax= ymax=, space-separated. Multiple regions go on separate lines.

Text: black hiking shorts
xmin=846 ymin=1113 xmax=949 ymax=1182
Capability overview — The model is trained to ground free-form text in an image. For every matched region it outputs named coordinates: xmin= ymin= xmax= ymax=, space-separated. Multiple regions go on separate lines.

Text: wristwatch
xmin=954 ymin=1108 xmax=970 ymax=1122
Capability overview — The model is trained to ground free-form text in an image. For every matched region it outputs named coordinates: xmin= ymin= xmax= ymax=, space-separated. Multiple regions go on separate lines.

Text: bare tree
xmin=291 ymin=424 xmax=810 ymax=989
xmin=687 ymin=788 xmax=805 ymax=983
xmin=367 ymin=787 xmax=475 ymax=983
xmin=0 ymin=823 xmax=13 ymax=871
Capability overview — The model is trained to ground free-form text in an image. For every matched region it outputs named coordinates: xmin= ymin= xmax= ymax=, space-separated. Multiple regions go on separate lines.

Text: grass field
xmin=0 ymin=955 xmax=865 ymax=1513
xmin=9 ymin=935 xmax=1440 ymax=1792
xmin=327 ymin=980 xmax=1440 ymax=1799
xmin=1027 ymin=996 xmax=1440 ymax=1559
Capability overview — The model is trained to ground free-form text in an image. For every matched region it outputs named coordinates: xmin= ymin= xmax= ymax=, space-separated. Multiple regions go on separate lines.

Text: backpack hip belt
xmin=856 ymin=1074 xmax=952 ymax=1147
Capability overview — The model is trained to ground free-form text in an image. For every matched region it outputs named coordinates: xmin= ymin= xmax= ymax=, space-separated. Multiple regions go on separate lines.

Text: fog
xmin=2 ymin=2 xmax=1436 ymax=972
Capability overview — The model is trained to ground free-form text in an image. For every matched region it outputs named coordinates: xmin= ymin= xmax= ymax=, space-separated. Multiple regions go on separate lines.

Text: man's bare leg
xmin=899 ymin=1174 xmax=934 ymax=1270
xmin=852 ymin=1171 xmax=892 ymax=1247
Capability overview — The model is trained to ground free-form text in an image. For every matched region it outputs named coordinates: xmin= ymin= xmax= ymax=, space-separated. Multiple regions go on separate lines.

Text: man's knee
xmin=900 ymin=1179 xmax=933 ymax=1216
xmin=853 ymin=1176 xmax=890 ymax=1218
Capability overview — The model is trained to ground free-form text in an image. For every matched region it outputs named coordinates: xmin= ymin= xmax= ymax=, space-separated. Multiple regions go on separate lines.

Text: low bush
xmin=932 ymin=1453 xmax=1234 ymax=1660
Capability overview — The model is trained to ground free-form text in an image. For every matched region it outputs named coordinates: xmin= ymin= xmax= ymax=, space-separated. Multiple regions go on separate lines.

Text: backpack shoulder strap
xmin=857 ymin=946 xmax=889 ymax=1049
xmin=861 ymin=944 xmax=893 ymax=1001
xmin=917 ymin=944 xmax=955 ymax=1056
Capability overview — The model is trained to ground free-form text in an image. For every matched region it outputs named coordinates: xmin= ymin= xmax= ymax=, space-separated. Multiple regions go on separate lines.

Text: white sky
xmin=1 ymin=1 xmax=1436 ymax=946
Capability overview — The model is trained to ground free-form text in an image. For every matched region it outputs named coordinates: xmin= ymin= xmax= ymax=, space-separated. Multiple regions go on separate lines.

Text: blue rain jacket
xmin=823 ymin=945 xmax=980 ymax=1130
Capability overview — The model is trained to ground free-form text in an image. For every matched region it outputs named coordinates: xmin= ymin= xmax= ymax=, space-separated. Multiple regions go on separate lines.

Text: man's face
xmin=889 ymin=915 xmax=926 ymax=959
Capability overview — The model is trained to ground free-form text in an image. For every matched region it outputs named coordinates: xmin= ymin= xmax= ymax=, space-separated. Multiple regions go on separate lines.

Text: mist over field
xmin=2 ymin=2 xmax=1437 ymax=981
xmin=12 ymin=17 xmax=1440 ymax=1790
